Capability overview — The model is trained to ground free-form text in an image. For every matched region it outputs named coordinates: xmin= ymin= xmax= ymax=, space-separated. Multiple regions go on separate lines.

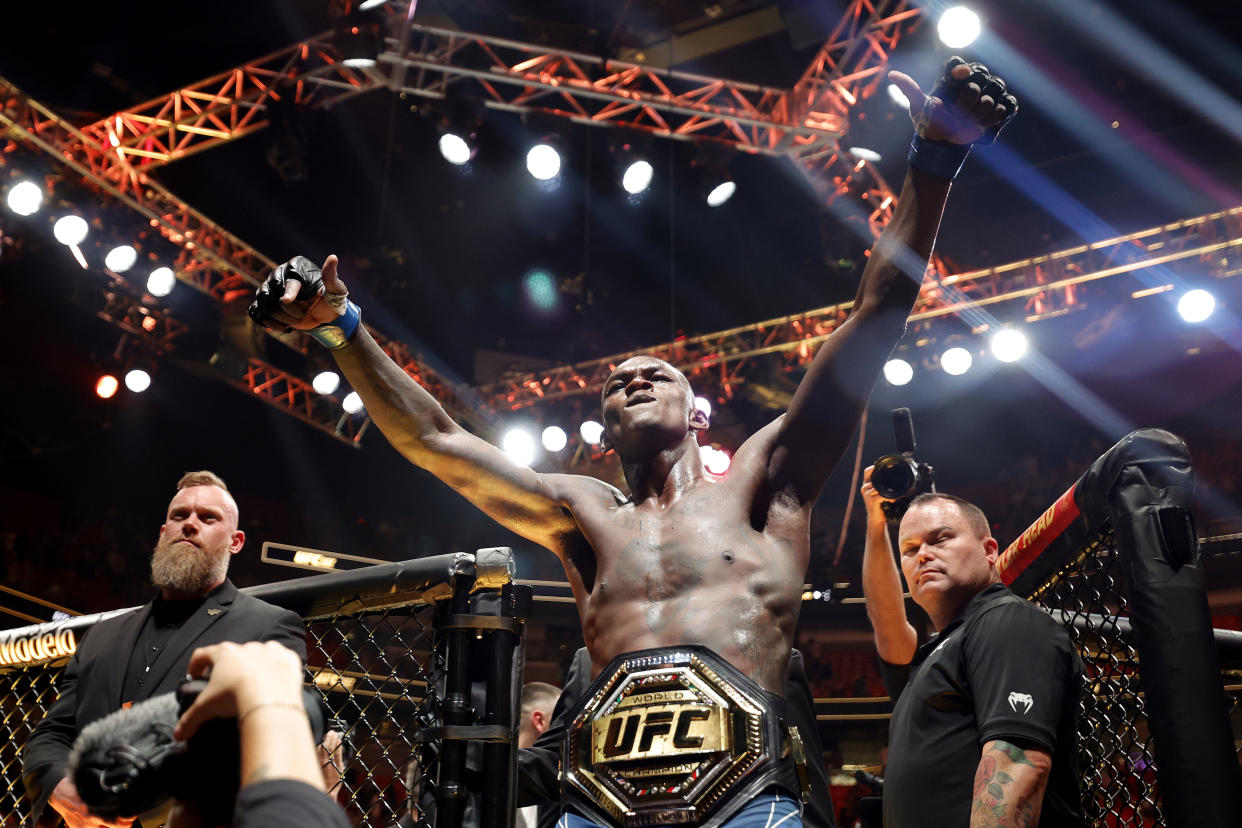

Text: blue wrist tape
xmin=308 ymin=301 xmax=362 ymax=350
xmin=907 ymin=133 xmax=971 ymax=180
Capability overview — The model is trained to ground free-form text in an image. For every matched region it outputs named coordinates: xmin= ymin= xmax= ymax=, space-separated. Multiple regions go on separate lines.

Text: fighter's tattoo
xmin=969 ymin=740 xmax=1044 ymax=828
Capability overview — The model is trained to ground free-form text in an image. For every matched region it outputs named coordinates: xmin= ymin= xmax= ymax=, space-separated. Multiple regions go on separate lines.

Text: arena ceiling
xmin=1 ymin=0 xmax=1241 ymax=617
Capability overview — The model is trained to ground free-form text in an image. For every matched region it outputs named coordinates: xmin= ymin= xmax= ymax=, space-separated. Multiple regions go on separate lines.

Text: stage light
xmin=694 ymin=396 xmax=712 ymax=417
xmin=342 ymin=391 xmax=364 ymax=414
xmin=313 ymin=371 xmax=341 ymax=395
xmin=335 ymin=22 xmax=380 ymax=68
xmin=580 ymin=420 xmax=604 ymax=446
xmin=938 ymin=6 xmax=981 ymax=49
xmin=53 ymin=215 xmax=88 ymax=246
xmin=706 ymin=178 xmax=736 ymax=207
xmin=883 ymin=358 xmax=914 ymax=386
xmin=621 ymin=159 xmax=654 ymax=195
xmin=104 ymin=244 xmax=138 ymax=273
xmin=701 ymin=445 xmax=731 ymax=475
xmin=124 ymin=368 xmax=152 ymax=393
xmin=542 ymin=425 xmax=568 ymax=452
xmin=1177 ymin=289 xmax=1216 ymax=323
xmin=848 ymin=147 xmax=882 ymax=164
xmin=147 ymin=266 xmax=176 ymax=297
xmin=941 ymin=346 xmax=973 ymax=376
xmin=887 ymin=83 xmax=910 ymax=110
xmin=502 ymin=428 xmax=538 ymax=466
xmin=526 ymin=142 xmax=562 ymax=181
xmin=991 ymin=328 xmax=1028 ymax=363
xmin=357 ymin=0 xmax=388 ymax=9
xmin=438 ymin=132 xmax=474 ymax=166
xmin=6 ymin=180 xmax=43 ymax=216
xmin=95 ymin=374 xmax=119 ymax=399
xmin=523 ymin=269 xmax=558 ymax=310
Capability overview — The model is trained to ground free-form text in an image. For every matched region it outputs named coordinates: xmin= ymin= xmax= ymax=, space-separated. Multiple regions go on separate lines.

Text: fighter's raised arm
xmin=766 ymin=58 xmax=1017 ymax=504
xmin=248 ymin=256 xmax=601 ymax=557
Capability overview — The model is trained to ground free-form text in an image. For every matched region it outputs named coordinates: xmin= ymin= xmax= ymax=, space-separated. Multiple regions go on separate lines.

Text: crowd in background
xmin=2 ymin=423 xmax=1240 ymax=619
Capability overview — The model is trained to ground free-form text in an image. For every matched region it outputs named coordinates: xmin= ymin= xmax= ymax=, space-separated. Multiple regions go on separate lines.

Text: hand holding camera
xmin=868 ymin=408 xmax=935 ymax=522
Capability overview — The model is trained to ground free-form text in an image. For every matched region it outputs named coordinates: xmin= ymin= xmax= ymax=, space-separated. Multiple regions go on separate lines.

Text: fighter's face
xmin=600 ymin=357 xmax=699 ymax=452
xmin=151 ymin=485 xmax=243 ymax=595
xmin=897 ymin=499 xmax=998 ymax=626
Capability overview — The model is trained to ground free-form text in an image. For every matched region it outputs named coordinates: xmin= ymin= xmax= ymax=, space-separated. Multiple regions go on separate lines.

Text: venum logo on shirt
xmin=1007 ymin=691 xmax=1034 ymax=714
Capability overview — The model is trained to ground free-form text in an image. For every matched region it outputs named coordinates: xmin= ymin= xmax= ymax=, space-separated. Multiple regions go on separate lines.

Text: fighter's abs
xmin=576 ymin=494 xmax=806 ymax=691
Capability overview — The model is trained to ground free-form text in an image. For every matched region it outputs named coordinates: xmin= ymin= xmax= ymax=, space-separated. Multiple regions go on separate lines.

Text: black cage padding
xmin=1101 ymin=431 xmax=1242 ymax=827
xmin=1000 ymin=428 xmax=1242 ymax=827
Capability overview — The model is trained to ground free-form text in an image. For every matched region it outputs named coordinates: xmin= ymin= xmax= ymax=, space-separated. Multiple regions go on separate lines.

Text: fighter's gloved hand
xmin=889 ymin=57 xmax=1019 ymax=179
xmin=248 ymin=254 xmax=361 ymax=349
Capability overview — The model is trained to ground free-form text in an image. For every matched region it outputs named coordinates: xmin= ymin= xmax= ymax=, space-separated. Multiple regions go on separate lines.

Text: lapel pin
xmin=206 ymin=608 xmax=223 ymax=616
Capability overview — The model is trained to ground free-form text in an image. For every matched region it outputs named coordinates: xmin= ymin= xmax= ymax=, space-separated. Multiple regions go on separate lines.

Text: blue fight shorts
xmin=556 ymin=791 xmax=802 ymax=828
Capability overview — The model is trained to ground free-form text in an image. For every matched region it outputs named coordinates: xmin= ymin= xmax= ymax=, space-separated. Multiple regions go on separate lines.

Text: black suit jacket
xmin=21 ymin=580 xmax=307 ymax=827
xmin=517 ymin=647 xmax=837 ymax=828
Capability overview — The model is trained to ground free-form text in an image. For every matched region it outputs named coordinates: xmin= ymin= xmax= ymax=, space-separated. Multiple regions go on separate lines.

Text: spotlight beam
xmin=965 ymin=37 xmax=1223 ymax=214
xmin=477 ymin=202 xmax=1242 ymax=410
xmin=1041 ymin=0 xmax=1242 ymax=147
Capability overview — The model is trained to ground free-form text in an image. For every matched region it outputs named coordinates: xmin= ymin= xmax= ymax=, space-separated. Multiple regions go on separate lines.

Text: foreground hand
xmin=860 ymin=465 xmax=895 ymax=525
xmin=174 ymin=641 xmax=304 ymax=742
xmin=49 ymin=777 xmax=135 ymax=828
xmin=318 ymin=729 xmax=346 ymax=796
xmin=248 ymin=254 xmax=349 ymax=332
xmin=889 ymin=57 xmax=1018 ymax=145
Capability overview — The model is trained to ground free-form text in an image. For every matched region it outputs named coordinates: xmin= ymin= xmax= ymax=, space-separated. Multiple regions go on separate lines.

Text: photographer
xmin=860 ymin=466 xmax=919 ymax=667
xmin=858 ymin=470 xmax=1085 ymax=827
xmin=170 ymin=641 xmax=348 ymax=828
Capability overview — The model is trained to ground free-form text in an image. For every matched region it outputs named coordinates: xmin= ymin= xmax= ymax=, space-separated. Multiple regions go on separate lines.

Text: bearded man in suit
xmin=22 ymin=470 xmax=307 ymax=828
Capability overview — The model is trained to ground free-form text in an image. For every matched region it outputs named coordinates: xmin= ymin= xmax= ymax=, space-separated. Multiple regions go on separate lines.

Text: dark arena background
xmin=2 ymin=1 xmax=1242 ymax=827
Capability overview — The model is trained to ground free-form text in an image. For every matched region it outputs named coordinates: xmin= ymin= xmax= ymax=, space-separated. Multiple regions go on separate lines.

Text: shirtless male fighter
xmin=250 ymin=61 xmax=1017 ymax=828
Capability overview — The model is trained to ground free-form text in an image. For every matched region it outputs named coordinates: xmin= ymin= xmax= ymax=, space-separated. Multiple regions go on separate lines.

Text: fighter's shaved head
xmin=601 ymin=356 xmax=693 ymax=408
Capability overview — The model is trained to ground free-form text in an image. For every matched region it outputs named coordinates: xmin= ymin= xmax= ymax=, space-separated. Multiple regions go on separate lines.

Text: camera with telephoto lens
xmin=871 ymin=407 xmax=935 ymax=521
xmin=71 ymin=677 xmax=325 ymax=826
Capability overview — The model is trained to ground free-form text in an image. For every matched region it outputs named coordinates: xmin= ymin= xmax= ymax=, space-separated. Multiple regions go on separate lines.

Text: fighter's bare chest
xmin=577 ymin=490 xmax=800 ymax=596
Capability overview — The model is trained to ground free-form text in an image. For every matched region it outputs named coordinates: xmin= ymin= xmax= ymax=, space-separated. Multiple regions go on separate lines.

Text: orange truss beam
xmin=69 ymin=1 xmax=921 ymax=168
xmin=93 ymin=287 xmax=190 ymax=357
xmin=388 ymin=24 xmax=837 ymax=153
xmin=0 ymin=78 xmax=495 ymax=440
xmin=0 ymin=1 xmax=927 ymax=447
xmin=789 ymin=0 xmax=923 ymax=234
xmin=0 ymin=77 xmax=276 ymax=298
xmin=239 ymin=360 xmax=369 ymax=445
xmin=478 ymin=206 xmax=1242 ymax=411
xmin=789 ymin=0 xmax=922 ymax=140
xmin=78 ymin=36 xmax=380 ymax=174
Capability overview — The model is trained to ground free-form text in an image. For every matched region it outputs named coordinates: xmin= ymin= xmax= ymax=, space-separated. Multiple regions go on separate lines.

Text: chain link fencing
xmin=0 ymin=549 xmax=527 ymax=828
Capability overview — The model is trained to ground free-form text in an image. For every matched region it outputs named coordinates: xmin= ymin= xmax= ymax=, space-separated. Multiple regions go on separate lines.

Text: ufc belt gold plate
xmin=564 ymin=649 xmax=768 ymax=826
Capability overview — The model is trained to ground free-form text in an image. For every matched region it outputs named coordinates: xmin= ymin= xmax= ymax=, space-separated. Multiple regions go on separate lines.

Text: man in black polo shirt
xmin=859 ymin=474 xmax=1084 ymax=827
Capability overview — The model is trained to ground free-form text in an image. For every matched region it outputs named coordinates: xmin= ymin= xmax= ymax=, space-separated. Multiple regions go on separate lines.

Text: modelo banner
xmin=0 ymin=628 xmax=77 ymax=668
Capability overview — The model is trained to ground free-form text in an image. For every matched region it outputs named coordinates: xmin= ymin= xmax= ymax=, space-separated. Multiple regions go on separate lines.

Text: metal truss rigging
xmin=0 ymin=77 xmax=494 ymax=442
xmin=70 ymin=1 xmax=919 ymax=172
xmin=477 ymin=206 xmax=1242 ymax=411
xmin=77 ymin=37 xmax=380 ymax=177
xmin=14 ymin=2 xmax=1233 ymax=454
xmin=0 ymin=0 xmax=922 ymax=447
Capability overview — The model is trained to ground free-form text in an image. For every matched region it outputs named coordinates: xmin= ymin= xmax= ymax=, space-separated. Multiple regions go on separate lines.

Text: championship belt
xmin=561 ymin=646 xmax=807 ymax=827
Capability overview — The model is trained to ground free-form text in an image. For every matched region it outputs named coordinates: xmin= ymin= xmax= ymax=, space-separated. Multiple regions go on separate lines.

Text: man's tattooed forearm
xmin=969 ymin=740 xmax=1046 ymax=828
